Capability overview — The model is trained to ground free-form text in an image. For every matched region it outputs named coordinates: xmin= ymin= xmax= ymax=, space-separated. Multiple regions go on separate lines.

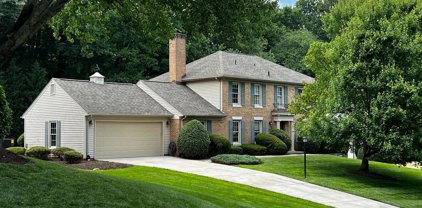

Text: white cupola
xmin=90 ymin=72 xmax=105 ymax=84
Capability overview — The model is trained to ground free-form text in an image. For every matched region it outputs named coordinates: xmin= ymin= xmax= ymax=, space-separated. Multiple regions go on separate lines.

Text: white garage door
xmin=95 ymin=122 xmax=162 ymax=159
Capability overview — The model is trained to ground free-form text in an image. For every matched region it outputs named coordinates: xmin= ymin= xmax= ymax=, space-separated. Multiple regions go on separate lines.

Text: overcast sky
xmin=279 ymin=0 xmax=297 ymax=7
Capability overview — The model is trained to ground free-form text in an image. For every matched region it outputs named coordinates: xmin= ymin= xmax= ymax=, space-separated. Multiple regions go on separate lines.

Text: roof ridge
xmin=54 ymin=78 xmax=134 ymax=86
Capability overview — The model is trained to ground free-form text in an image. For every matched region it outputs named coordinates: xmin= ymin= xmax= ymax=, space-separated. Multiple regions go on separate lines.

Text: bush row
xmin=7 ymin=146 xmax=84 ymax=164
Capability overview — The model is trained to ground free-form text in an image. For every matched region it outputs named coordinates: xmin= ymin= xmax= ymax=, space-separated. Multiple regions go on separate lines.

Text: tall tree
xmin=291 ymin=0 xmax=422 ymax=171
xmin=0 ymin=85 xmax=13 ymax=146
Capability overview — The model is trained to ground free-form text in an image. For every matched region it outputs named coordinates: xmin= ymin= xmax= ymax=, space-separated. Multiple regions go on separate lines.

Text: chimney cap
xmin=90 ymin=72 xmax=104 ymax=78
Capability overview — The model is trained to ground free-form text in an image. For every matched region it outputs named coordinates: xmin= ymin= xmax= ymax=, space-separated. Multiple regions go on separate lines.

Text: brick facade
xmin=214 ymin=79 xmax=298 ymax=144
xmin=169 ymin=33 xmax=186 ymax=83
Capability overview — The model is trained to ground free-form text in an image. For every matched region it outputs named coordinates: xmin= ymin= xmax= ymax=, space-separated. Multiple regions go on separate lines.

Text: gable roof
xmin=139 ymin=81 xmax=225 ymax=117
xmin=54 ymin=78 xmax=171 ymax=116
xmin=150 ymin=51 xmax=314 ymax=84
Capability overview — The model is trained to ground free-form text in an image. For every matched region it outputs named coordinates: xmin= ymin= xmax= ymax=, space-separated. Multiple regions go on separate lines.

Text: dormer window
xmin=50 ymin=84 xmax=56 ymax=96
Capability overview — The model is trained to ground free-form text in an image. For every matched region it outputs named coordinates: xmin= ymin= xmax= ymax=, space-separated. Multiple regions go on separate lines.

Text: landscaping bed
xmin=211 ymin=154 xmax=262 ymax=165
xmin=0 ymin=147 xmax=29 ymax=164
xmin=49 ymin=158 xmax=132 ymax=170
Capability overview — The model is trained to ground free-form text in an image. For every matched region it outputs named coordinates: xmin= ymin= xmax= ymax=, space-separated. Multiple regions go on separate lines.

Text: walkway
xmin=106 ymin=156 xmax=396 ymax=208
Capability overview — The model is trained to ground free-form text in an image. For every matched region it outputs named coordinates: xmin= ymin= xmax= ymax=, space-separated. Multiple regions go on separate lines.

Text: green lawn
xmin=0 ymin=159 xmax=327 ymax=208
xmin=239 ymin=154 xmax=422 ymax=208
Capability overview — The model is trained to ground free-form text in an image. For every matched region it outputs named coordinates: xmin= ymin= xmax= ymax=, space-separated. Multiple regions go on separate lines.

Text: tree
xmin=290 ymin=0 xmax=422 ymax=171
xmin=0 ymin=85 xmax=13 ymax=146
xmin=272 ymin=29 xmax=318 ymax=76
xmin=295 ymin=0 xmax=339 ymax=41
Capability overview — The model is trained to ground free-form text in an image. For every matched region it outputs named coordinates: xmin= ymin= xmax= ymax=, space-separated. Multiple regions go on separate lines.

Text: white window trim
xmin=297 ymin=87 xmax=303 ymax=95
xmin=232 ymin=116 xmax=243 ymax=120
xmin=254 ymin=117 xmax=264 ymax=121
xmin=254 ymin=120 xmax=263 ymax=137
xmin=232 ymin=120 xmax=242 ymax=145
xmin=253 ymin=83 xmax=262 ymax=108
xmin=201 ymin=120 xmax=209 ymax=131
xmin=49 ymin=121 xmax=57 ymax=148
xmin=231 ymin=82 xmax=241 ymax=106
xmin=276 ymin=85 xmax=285 ymax=108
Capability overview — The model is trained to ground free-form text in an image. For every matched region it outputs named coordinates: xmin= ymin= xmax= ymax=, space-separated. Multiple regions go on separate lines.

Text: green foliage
xmin=272 ymin=29 xmax=318 ymax=76
xmin=177 ymin=120 xmax=210 ymax=159
xmin=295 ymin=139 xmax=321 ymax=154
xmin=168 ymin=142 xmax=177 ymax=157
xmin=64 ymin=151 xmax=83 ymax=164
xmin=51 ymin=147 xmax=75 ymax=160
xmin=208 ymin=134 xmax=231 ymax=156
xmin=25 ymin=146 xmax=50 ymax=160
xmin=256 ymin=133 xmax=288 ymax=155
xmin=291 ymin=0 xmax=422 ymax=169
xmin=211 ymin=154 xmax=262 ymax=165
xmin=17 ymin=133 xmax=24 ymax=146
xmin=0 ymin=85 xmax=12 ymax=144
xmin=269 ymin=128 xmax=292 ymax=149
xmin=6 ymin=146 xmax=25 ymax=155
xmin=229 ymin=146 xmax=243 ymax=154
xmin=240 ymin=144 xmax=267 ymax=155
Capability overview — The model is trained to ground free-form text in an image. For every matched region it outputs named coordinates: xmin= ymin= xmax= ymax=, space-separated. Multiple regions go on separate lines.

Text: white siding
xmin=187 ymin=80 xmax=221 ymax=109
xmin=23 ymin=79 xmax=87 ymax=156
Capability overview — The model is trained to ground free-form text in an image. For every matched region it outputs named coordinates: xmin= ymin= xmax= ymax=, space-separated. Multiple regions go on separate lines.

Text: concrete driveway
xmin=105 ymin=156 xmax=396 ymax=208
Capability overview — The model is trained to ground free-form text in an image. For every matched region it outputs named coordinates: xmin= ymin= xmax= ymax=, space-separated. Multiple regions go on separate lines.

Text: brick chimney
xmin=169 ymin=33 xmax=186 ymax=83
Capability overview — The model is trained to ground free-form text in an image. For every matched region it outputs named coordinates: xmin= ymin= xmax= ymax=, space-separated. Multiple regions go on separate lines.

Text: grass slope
xmin=0 ymin=159 xmax=326 ymax=208
xmin=101 ymin=166 xmax=326 ymax=208
xmin=239 ymin=155 xmax=422 ymax=208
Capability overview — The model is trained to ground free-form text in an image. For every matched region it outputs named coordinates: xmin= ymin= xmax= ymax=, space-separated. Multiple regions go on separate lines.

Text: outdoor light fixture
xmin=303 ymin=136 xmax=308 ymax=178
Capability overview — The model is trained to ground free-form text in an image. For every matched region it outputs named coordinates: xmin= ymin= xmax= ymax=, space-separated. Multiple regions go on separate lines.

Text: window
xmin=253 ymin=84 xmax=261 ymax=106
xmin=232 ymin=120 xmax=241 ymax=143
xmin=275 ymin=86 xmax=285 ymax=108
xmin=50 ymin=121 xmax=57 ymax=147
xmin=50 ymin=84 xmax=56 ymax=96
xmin=297 ymin=88 xmax=303 ymax=95
xmin=254 ymin=120 xmax=263 ymax=138
xmin=201 ymin=120 xmax=208 ymax=131
xmin=231 ymin=82 xmax=240 ymax=105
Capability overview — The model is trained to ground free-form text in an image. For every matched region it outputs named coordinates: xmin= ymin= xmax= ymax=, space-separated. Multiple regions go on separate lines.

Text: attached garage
xmin=95 ymin=121 xmax=164 ymax=159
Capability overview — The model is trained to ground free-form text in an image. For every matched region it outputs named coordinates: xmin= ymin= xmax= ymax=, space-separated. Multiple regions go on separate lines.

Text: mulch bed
xmin=0 ymin=148 xmax=29 ymax=164
xmin=49 ymin=158 xmax=132 ymax=170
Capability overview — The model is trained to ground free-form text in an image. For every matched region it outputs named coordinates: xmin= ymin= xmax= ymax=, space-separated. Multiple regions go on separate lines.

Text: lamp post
xmin=303 ymin=136 xmax=307 ymax=178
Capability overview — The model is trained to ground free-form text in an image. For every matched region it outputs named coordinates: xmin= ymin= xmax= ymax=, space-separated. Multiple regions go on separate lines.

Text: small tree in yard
xmin=177 ymin=120 xmax=210 ymax=159
xmin=291 ymin=0 xmax=422 ymax=171
xmin=0 ymin=85 xmax=13 ymax=147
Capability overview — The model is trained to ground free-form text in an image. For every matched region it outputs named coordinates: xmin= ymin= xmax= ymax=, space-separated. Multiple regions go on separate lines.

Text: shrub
xmin=229 ymin=146 xmax=243 ymax=154
xmin=51 ymin=147 xmax=75 ymax=160
xmin=256 ymin=133 xmax=288 ymax=155
xmin=25 ymin=146 xmax=50 ymax=160
xmin=168 ymin=142 xmax=177 ymax=156
xmin=209 ymin=134 xmax=231 ymax=156
xmin=177 ymin=120 xmax=210 ymax=159
xmin=17 ymin=133 xmax=24 ymax=146
xmin=6 ymin=147 xmax=25 ymax=155
xmin=241 ymin=144 xmax=267 ymax=155
xmin=64 ymin=151 xmax=83 ymax=164
xmin=211 ymin=154 xmax=262 ymax=165
xmin=269 ymin=128 xmax=291 ymax=149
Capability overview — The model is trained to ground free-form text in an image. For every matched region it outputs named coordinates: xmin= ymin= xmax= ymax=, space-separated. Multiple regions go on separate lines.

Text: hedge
xmin=6 ymin=147 xmax=25 ymax=155
xmin=256 ymin=133 xmax=288 ymax=155
xmin=229 ymin=146 xmax=243 ymax=154
xmin=211 ymin=154 xmax=262 ymax=165
xmin=64 ymin=151 xmax=83 ymax=164
xmin=241 ymin=144 xmax=267 ymax=155
xmin=269 ymin=128 xmax=291 ymax=149
xmin=51 ymin=147 xmax=75 ymax=160
xmin=209 ymin=134 xmax=231 ymax=156
xmin=25 ymin=146 xmax=50 ymax=160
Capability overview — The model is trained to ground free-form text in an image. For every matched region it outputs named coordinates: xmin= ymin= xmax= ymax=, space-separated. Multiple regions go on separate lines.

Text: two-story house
xmin=22 ymin=33 xmax=313 ymax=159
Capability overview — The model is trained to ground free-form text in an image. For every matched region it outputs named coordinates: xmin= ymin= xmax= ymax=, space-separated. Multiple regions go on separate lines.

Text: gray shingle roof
xmin=140 ymin=81 xmax=225 ymax=117
xmin=150 ymin=51 xmax=315 ymax=84
xmin=54 ymin=78 xmax=171 ymax=116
